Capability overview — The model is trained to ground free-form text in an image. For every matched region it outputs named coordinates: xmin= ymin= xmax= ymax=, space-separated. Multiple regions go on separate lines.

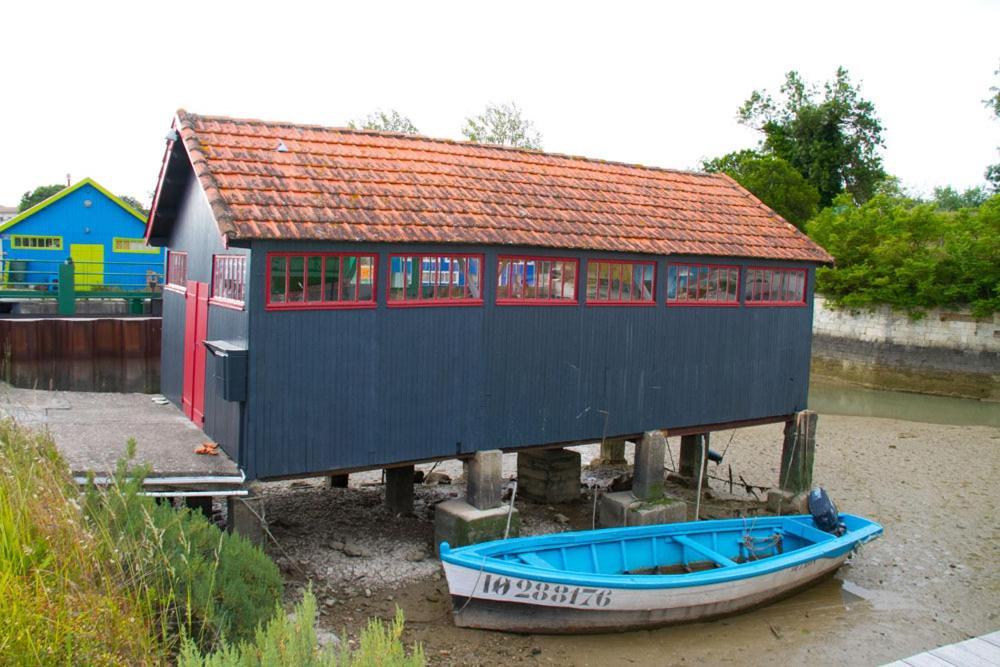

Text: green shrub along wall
xmin=807 ymin=193 xmax=1000 ymax=317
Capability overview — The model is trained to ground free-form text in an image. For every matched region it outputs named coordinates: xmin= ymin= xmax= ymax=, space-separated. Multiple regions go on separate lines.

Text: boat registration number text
xmin=480 ymin=574 xmax=613 ymax=607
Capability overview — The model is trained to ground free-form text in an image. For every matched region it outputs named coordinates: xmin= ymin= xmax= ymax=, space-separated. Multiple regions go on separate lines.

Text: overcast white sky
xmin=1 ymin=0 xmax=997 ymax=207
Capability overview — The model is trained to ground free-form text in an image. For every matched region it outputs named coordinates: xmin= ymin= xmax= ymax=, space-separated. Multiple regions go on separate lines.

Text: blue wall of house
xmin=158 ymin=176 xmax=249 ymax=463
xmin=237 ymin=241 xmax=816 ymax=480
xmin=1 ymin=183 xmax=163 ymax=289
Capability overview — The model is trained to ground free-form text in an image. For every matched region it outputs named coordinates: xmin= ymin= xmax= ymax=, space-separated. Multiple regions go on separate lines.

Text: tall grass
xmin=0 ymin=420 xmax=157 ymax=665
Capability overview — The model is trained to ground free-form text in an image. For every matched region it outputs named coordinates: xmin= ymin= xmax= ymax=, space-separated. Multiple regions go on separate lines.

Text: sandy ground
xmin=253 ymin=416 xmax=999 ymax=666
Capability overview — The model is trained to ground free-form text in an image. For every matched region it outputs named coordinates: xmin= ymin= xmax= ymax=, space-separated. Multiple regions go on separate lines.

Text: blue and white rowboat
xmin=440 ymin=514 xmax=882 ymax=633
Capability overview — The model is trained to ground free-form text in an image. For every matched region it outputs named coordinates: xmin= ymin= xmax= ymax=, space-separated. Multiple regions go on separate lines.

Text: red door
xmin=182 ymin=281 xmax=210 ymax=425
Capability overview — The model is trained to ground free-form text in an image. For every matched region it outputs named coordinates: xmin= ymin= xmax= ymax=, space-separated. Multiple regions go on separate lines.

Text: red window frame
xmin=265 ymin=252 xmax=377 ymax=310
xmin=666 ymin=262 xmax=741 ymax=307
xmin=210 ymin=255 xmax=246 ymax=309
xmin=496 ymin=255 xmax=579 ymax=306
xmin=585 ymin=259 xmax=656 ymax=306
xmin=165 ymin=251 xmax=188 ymax=292
xmin=387 ymin=254 xmax=484 ymax=307
xmin=744 ymin=267 xmax=807 ymax=307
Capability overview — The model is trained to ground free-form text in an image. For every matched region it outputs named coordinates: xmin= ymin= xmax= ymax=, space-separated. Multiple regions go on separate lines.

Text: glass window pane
xmin=561 ymin=261 xmax=576 ymax=300
xmin=341 ymin=256 xmax=358 ymax=301
xmin=358 ymin=256 xmax=373 ymax=301
xmin=598 ymin=263 xmax=609 ymax=300
xmin=306 ymin=256 xmax=323 ymax=301
xmin=287 ymin=256 xmax=304 ymax=302
xmin=524 ymin=260 xmax=537 ymax=298
xmin=269 ymin=256 xmax=286 ymax=302
xmin=537 ymin=261 xmax=551 ymax=299
xmin=586 ymin=262 xmax=599 ymax=300
xmin=325 ymin=256 xmax=341 ymax=301
xmin=621 ymin=264 xmax=633 ymax=301
xmin=609 ymin=264 xmax=622 ymax=301
xmin=389 ymin=257 xmax=404 ymax=301
xmin=468 ymin=257 xmax=481 ymax=298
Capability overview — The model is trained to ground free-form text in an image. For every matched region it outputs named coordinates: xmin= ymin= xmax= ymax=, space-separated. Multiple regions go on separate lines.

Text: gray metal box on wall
xmin=204 ymin=340 xmax=248 ymax=402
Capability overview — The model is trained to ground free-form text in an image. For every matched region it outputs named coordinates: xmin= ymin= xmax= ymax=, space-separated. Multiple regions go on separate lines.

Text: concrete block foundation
xmin=598 ymin=490 xmax=686 ymax=528
xmin=434 ymin=499 xmax=520 ymax=553
xmin=517 ymin=448 xmax=581 ymax=504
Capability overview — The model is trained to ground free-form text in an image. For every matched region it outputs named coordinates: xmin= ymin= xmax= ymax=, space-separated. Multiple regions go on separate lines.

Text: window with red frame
xmin=388 ymin=254 xmax=483 ymax=305
xmin=666 ymin=263 xmax=740 ymax=305
xmin=212 ymin=255 xmax=246 ymax=305
xmin=586 ymin=260 xmax=655 ymax=304
xmin=496 ymin=256 xmax=578 ymax=304
xmin=744 ymin=267 xmax=807 ymax=305
xmin=166 ymin=251 xmax=187 ymax=289
xmin=267 ymin=253 xmax=376 ymax=309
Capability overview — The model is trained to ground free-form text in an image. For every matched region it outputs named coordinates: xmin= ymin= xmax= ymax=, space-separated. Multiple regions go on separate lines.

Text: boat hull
xmin=445 ymin=553 xmax=848 ymax=633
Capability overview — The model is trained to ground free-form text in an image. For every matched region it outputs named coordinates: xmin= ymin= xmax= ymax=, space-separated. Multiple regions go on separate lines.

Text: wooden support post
xmin=633 ymin=431 xmax=667 ymax=501
xmin=57 ymin=259 xmax=75 ymax=316
xmin=780 ymin=410 xmax=817 ymax=494
xmin=384 ymin=465 xmax=415 ymax=514
xmin=599 ymin=438 xmax=627 ymax=465
xmin=328 ymin=474 xmax=349 ymax=488
xmin=678 ymin=434 xmax=707 ymax=487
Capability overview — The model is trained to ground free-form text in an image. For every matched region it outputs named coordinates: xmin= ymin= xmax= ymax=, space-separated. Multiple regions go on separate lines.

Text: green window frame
xmin=11 ymin=235 xmax=63 ymax=250
xmin=112 ymin=237 xmax=158 ymax=254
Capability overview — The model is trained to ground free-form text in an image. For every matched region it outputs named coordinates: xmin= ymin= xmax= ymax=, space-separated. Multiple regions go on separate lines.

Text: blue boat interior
xmin=476 ymin=515 xmax=873 ymax=577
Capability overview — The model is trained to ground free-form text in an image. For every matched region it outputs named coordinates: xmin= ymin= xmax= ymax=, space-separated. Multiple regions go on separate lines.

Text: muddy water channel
xmin=269 ymin=384 xmax=1000 ymax=666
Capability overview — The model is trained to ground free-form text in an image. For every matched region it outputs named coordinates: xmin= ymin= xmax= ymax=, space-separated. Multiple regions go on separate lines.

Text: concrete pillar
xmin=328 ymin=474 xmax=349 ymax=488
xmin=633 ymin=430 xmax=667 ymax=501
xmin=185 ymin=495 xmax=214 ymax=518
xmin=678 ymin=434 xmax=707 ymax=487
xmin=780 ymin=410 xmax=817 ymax=494
xmin=227 ymin=494 xmax=266 ymax=547
xmin=517 ymin=448 xmax=581 ymax=504
xmin=384 ymin=465 xmax=415 ymax=514
xmin=467 ymin=449 xmax=503 ymax=510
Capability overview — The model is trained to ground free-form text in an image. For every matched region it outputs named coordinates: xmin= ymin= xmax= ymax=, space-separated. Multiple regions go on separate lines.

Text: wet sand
xmin=261 ymin=415 xmax=1000 ymax=666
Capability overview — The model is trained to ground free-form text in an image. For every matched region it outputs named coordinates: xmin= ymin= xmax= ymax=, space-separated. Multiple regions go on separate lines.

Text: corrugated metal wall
xmin=243 ymin=242 xmax=815 ymax=480
xmin=159 ymin=177 xmax=249 ymax=462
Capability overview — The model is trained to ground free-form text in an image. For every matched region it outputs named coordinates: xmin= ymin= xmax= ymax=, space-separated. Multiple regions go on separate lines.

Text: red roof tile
xmin=166 ymin=109 xmax=832 ymax=263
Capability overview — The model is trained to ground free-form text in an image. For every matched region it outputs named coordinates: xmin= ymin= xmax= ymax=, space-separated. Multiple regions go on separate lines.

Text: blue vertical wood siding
xmin=239 ymin=242 xmax=814 ymax=480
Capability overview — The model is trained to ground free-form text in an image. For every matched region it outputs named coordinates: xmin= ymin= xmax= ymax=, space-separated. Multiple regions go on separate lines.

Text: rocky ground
xmin=247 ymin=416 xmax=999 ymax=666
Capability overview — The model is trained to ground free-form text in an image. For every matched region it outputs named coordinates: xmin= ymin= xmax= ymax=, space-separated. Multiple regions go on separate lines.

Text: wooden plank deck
xmin=884 ymin=631 xmax=1000 ymax=667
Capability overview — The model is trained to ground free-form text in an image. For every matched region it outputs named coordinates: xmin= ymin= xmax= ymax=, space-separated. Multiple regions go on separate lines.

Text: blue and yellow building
xmin=0 ymin=178 xmax=163 ymax=291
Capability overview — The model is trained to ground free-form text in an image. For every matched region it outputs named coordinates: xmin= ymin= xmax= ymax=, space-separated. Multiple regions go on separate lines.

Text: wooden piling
xmin=678 ymin=434 xmax=707 ymax=488
xmin=779 ymin=410 xmax=817 ymax=494
xmin=384 ymin=465 xmax=415 ymax=513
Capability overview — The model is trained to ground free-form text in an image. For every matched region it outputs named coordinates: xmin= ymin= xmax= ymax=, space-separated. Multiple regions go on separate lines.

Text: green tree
xmin=931 ymin=185 xmax=988 ymax=211
xmin=738 ymin=67 xmax=886 ymax=207
xmin=985 ymin=61 xmax=1000 ymax=192
xmin=462 ymin=101 xmax=542 ymax=149
xmin=18 ymin=184 xmax=65 ymax=211
xmin=702 ymin=149 xmax=820 ymax=227
xmin=348 ymin=109 xmax=420 ymax=134
xmin=118 ymin=194 xmax=148 ymax=216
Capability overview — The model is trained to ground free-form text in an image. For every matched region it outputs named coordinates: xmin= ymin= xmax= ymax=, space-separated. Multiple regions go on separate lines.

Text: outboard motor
xmin=807 ymin=487 xmax=845 ymax=535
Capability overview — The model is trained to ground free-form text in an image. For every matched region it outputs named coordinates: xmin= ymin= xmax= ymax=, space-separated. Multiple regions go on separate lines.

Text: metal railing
xmin=0 ymin=258 xmax=163 ymax=314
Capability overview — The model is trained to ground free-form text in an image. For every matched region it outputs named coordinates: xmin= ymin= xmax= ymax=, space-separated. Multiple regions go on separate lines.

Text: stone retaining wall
xmin=811 ymin=296 xmax=999 ymax=400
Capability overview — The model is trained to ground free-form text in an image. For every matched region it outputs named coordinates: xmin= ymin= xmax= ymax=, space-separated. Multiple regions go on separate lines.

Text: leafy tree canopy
xmin=931 ymin=185 xmax=989 ymax=211
xmin=702 ymin=149 xmax=820 ymax=228
xmin=986 ymin=62 xmax=1000 ymax=192
xmin=18 ymin=184 xmax=65 ymax=212
xmin=348 ymin=109 xmax=420 ymax=134
xmin=118 ymin=194 xmax=149 ymax=217
xmin=461 ymin=102 xmax=542 ymax=149
xmin=738 ymin=67 xmax=885 ymax=207
xmin=807 ymin=192 xmax=1000 ymax=316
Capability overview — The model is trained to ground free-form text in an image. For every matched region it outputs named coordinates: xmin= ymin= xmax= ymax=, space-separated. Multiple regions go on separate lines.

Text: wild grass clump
xmin=0 ymin=419 xmax=156 ymax=665
xmin=177 ymin=589 xmax=425 ymax=667
xmin=82 ymin=442 xmax=284 ymax=654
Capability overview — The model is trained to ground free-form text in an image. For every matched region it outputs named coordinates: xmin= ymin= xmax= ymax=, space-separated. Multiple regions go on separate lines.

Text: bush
xmin=83 ymin=443 xmax=283 ymax=653
xmin=0 ymin=420 xmax=158 ymax=665
xmin=177 ymin=589 xmax=425 ymax=667
xmin=807 ymin=193 xmax=1000 ymax=316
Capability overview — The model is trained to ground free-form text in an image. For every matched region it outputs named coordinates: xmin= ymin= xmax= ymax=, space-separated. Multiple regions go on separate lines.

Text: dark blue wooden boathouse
xmin=145 ymin=110 xmax=832 ymax=482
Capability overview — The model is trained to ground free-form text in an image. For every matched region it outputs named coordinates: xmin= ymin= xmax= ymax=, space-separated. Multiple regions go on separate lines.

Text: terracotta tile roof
xmin=166 ymin=109 xmax=832 ymax=263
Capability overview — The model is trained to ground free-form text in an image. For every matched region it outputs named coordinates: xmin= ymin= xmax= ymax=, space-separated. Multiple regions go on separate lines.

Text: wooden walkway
xmin=885 ymin=631 xmax=1000 ymax=666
